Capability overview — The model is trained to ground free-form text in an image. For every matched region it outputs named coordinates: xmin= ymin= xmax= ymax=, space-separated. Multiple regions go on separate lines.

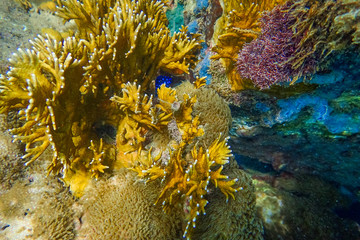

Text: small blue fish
xmin=155 ymin=75 xmax=173 ymax=91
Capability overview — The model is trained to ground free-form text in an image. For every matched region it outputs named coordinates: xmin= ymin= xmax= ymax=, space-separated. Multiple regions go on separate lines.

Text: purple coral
xmin=237 ymin=4 xmax=300 ymax=89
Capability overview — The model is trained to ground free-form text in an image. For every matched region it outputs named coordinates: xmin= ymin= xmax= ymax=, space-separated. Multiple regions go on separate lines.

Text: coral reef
xmin=237 ymin=2 xmax=299 ymax=89
xmin=0 ymin=0 xmax=69 ymax=73
xmin=113 ymin=80 xmax=241 ymax=238
xmin=214 ymin=0 xmax=360 ymax=90
xmin=236 ymin=0 xmax=360 ymax=89
xmin=229 ymin=61 xmax=360 ymax=188
xmin=0 ymin=1 xmax=262 ymax=239
xmin=175 ymin=80 xmax=232 ymax=147
xmin=0 ymin=0 xmax=202 ymax=196
xmin=254 ymin=174 xmax=360 ymax=239
xmin=192 ymin=161 xmax=263 ymax=240
xmin=0 ymin=181 xmax=34 ymax=240
xmin=211 ymin=0 xmax=286 ymax=90
xmin=32 ymin=185 xmax=76 ymax=240
xmin=77 ymin=168 xmax=183 ymax=240
xmin=0 ymin=115 xmax=25 ymax=190
xmin=287 ymin=0 xmax=360 ymax=81
xmin=0 ymin=156 xmax=76 ymax=240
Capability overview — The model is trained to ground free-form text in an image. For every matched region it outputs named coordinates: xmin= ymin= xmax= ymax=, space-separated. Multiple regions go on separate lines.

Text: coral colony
xmin=212 ymin=0 xmax=360 ymax=90
xmin=0 ymin=0 xmax=245 ymax=238
xmin=1 ymin=0 xmax=359 ymax=239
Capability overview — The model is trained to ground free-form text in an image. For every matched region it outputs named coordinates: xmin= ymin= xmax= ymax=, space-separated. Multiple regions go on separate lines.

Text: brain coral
xmin=77 ymin=168 xmax=183 ymax=239
xmin=175 ymin=81 xmax=232 ymax=148
xmin=192 ymin=160 xmax=263 ymax=240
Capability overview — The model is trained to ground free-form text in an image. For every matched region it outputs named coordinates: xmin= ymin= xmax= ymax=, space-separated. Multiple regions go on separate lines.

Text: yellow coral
xmin=212 ymin=0 xmax=286 ymax=90
xmin=132 ymin=130 xmax=240 ymax=239
xmin=112 ymin=82 xmax=202 ymax=167
xmin=192 ymin=163 xmax=264 ymax=239
xmin=193 ymin=76 xmax=207 ymax=89
xmin=160 ymin=26 xmax=203 ymax=74
xmin=88 ymin=139 xmax=109 ymax=179
xmin=175 ymin=81 xmax=232 ymax=148
xmin=110 ymin=81 xmax=239 ymax=238
xmin=56 ymin=0 xmax=202 ymax=90
xmin=14 ymin=0 xmax=33 ymax=11
xmin=0 ymin=0 xmax=202 ymax=196
xmin=38 ymin=0 xmax=57 ymax=12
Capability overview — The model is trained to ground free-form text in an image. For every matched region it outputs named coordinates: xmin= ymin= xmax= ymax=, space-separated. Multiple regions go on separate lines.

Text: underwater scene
xmin=0 ymin=0 xmax=359 ymax=239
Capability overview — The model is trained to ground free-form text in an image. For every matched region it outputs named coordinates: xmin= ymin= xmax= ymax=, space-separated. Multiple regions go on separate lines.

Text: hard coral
xmin=135 ymin=135 xmax=240 ymax=239
xmin=0 ymin=0 xmax=202 ymax=196
xmin=32 ymin=186 xmax=76 ymax=240
xmin=0 ymin=115 xmax=24 ymax=189
xmin=211 ymin=0 xmax=286 ymax=91
xmin=175 ymin=81 xmax=232 ymax=148
xmin=78 ymin=168 xmax=183 ymax=240
xmin=192 ymin=162 xmax=263 ymax=240
xmin=113 ymin=81 xmax=239 ymax=239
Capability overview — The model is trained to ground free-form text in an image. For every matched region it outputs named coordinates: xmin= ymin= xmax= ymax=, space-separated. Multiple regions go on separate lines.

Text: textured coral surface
xmin=78 ymin=168 xmax=183 ymax=240
xmin=1 ymin=0 xmax=360 ymax=239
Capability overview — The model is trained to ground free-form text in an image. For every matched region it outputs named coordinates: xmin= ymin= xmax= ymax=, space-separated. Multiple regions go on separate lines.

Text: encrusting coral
xmin=211 ymin=0 xmax=286 ymax=91
xmin=0 ymin=115 xmax=24 ymax=189
xmin=0 ymin=0 xmax=202 ymax=197
xmin=32 ymin=184 xmax=76 ymax=240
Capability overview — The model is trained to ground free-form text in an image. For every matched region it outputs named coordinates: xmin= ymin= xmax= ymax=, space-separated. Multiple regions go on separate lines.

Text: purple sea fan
xmin=237 ymin=3 xmax=298 ymax=89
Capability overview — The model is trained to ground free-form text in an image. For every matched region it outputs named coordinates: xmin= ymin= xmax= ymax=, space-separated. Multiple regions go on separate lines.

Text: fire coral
xmin=0 ymin=0 xmax=202 ymax=197
xmin=118 ymin=81 xmax=240 ymax=239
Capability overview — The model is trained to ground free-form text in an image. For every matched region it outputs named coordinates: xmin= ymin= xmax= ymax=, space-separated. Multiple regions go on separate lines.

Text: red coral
xmin=237 ymin=3 xmax=315 ymax=89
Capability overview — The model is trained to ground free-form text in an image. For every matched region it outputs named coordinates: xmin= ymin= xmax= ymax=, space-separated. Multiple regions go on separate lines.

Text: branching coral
xmin=287 ymin=0 xmax=360 ymax=81
xmin=56 ymin=0 xmax=202 ymax=89
xmin=133 ymin=135 xmax=240 ymax=239
xmin=1 ymin=1 xmax=261 ymax=239
xmin=0 ymin=0 xmax=202 ymax=196
xmin=116 ymin=85 xmax=238 ymax=238
xmin=211 ymin=0 xmax=286 ymax=90
xmin=214 ymin=0 xmax=360 ymax=90
xmin=110 ymin=79 xmax=239 ymax=239
xmin=14 ymin=0 xmax=33 ymax=11
xmin=237 ymin=0 xmax=360 ymax=89
xmin=237 ymin=2 xmax=298 ymax=89
xmin=175 ymin=81 xmax=232 ymax=148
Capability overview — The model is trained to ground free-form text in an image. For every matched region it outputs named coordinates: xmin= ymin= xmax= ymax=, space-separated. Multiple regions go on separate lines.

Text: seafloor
xmin=0 ymin=0 xmax=360 ymax=239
